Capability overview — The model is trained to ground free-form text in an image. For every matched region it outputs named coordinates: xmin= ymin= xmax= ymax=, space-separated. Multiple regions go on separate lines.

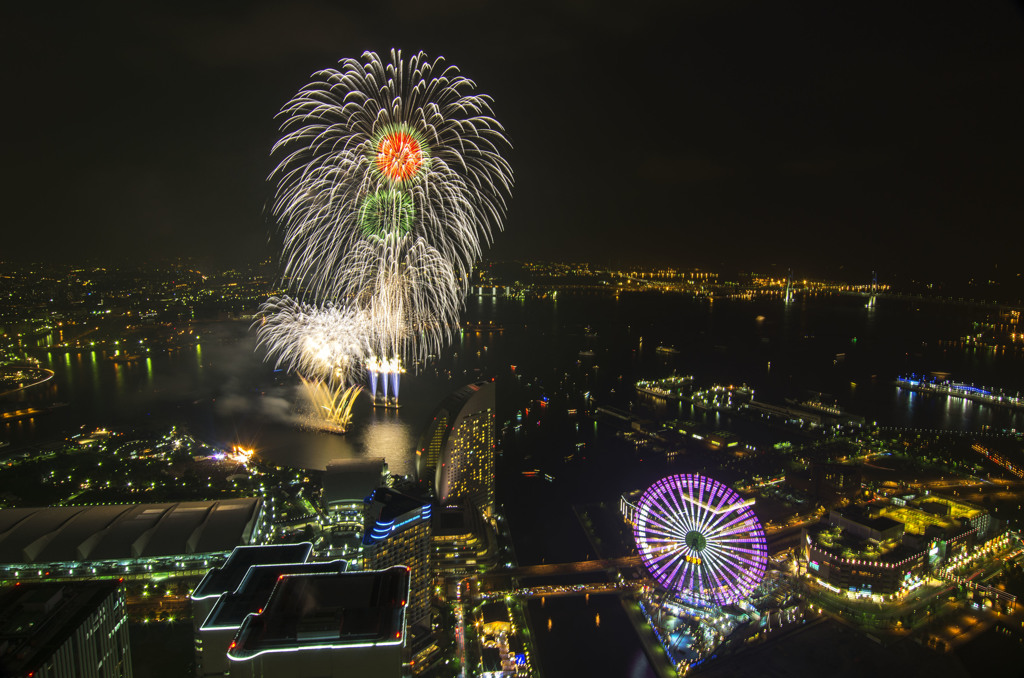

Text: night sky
xmin=4 ymin=1 xmax=1024 ymax=280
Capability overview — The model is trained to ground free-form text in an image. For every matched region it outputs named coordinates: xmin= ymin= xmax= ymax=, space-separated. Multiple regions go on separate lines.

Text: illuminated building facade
xmin=802 ymin=504 xmax=982 ymax=596
xmin=322 ymin=457 xmax=390 ymax=548
xmin=419 ymin=381 xmax=496 ymax=518
xmin=0 ymin=580 xmax=132 ymax=678
xmin=803 ymin=528 xmax=925 ymax=596
xmin=619 ymin=490 xmax=642 ymax=527
xmin=363 ymin=489 xmax=432 ymax=636
xmin=432 ymin=504 xmax=493 ymax=579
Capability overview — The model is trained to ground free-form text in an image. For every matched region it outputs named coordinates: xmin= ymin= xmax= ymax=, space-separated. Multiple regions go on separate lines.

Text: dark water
xmin=467 ymin=291 xmax=1024 ymax=429
xmin=528 ymin=595 xmax=656 ymax=678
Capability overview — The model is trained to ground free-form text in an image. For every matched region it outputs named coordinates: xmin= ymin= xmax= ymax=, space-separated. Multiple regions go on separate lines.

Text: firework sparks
xmin=271 ymin=48 xmax=513 ymax=302
xmin=254 ymin=296 xmax=369 ymax=386
xmin=338 ymin=234 xmax=461 ymax=364
xmin=301 ymin=378 xmax=362 ymax=433
xmin=261 ymin=49 xmax=511 ymax=417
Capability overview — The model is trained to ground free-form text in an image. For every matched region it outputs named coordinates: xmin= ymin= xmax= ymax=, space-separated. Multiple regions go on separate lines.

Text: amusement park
xmin=618 ymin=473 xmax=774 ymax=674
xmin=606 ymin=469 xmax=1023 ymax=676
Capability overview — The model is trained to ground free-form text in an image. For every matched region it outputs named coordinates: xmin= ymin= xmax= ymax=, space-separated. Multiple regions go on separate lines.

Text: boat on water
xmin=896 ymin=374 xmax=1024 ymax=410
xmin=655 ymin=346 xmax=680 ymax=356
xmin=462 ymin=321 xmax=504 ymax=332
xmin=108 ymin=353 xmax=143 ymax=364
xmin=635 ymin=375 xmax=694 ymax=400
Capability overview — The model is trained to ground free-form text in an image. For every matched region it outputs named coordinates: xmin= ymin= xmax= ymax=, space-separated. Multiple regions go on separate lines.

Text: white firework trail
xmin=261 ymin=49 xmax=512 ymax=412
xmin=271 ymin=48 xmax=513 ymax=303
xmin=254 ymin=296 xmax=369 ymax=386
xmin=338 ymin=233 xmax=462 ymax=364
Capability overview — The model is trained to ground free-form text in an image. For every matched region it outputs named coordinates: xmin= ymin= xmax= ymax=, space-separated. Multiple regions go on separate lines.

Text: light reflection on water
xmin=4 ymin=296 xmax=1024 ymax=456
xmin=248 ymin=400 xmax=419 ymax=476
xmin=8 ymin=324 xmax=434 ymax=476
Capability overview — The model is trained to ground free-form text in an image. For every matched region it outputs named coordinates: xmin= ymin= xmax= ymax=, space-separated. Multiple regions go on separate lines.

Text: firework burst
xmin=261 ymin=49 xmax=511 ymax=416
xmin=338 ymin=234 xmax=461 ymax=364
xmin=300 ymin=377 xmax=362 ymax=434
xmin=254 ymin=296 xmax=369 ymax=386
xmin=271 ymin=49 xmax=513 ymax=302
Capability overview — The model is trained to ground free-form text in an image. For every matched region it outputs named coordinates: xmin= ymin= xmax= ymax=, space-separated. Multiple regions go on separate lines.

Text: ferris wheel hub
xmin=684 ymin=531 xmax=707 ymax=551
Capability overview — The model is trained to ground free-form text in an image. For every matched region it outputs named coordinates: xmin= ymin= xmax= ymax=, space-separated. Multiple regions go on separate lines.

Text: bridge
xmin=480 ymin=582 xmax=633 ymax=600
xmin=471 ymin=555 xmax=642 ymax=582
xmin=934 ymin=569 xmax=1017 ymax=604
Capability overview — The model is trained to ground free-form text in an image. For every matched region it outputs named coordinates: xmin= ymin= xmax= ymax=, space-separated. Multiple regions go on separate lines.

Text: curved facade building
xmin=418 ymin=381 xmax=495 ymax=518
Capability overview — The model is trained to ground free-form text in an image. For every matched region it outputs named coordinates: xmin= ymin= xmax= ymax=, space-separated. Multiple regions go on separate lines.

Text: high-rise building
xmin=0 ymin=581 xmax=133 ymax=678
xmin=362 ymin=488 xmax=432 ymax=636
xmin=190 ymin=543 xmax=343 ymax=678
xmin=226 ymin=566 xmax=410 ymax=678
xmin=432 ymin=504 xmax=494 ymax=581
xmin=418 ymin=380 xmax=496 ymax=518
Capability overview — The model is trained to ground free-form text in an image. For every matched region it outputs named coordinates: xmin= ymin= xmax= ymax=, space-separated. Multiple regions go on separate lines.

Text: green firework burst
xmin=359 ymin=190 xmax=416 ymax=237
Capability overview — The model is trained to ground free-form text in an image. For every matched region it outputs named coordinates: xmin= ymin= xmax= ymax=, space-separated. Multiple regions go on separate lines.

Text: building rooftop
xmin=192 ymin=543 xmax=313 ymax=602
xmin=433 ymin=504 xmax=480 ymax=536
xmin=809 ymin=523 xmax=915 ymax=562
xmin=480 ymin=601 xmax=509 ymax=625
xmin=919 ymin=495 xmax=984 ymax=520
xmin=835 ymin=506 xmax=902 ymax=534
xmin=323 ymin=458 xmax=387 ymax=506
xmin=0 ymin=581 xmax=123 ymax=676
xmin=202 ymin=559 xmax=347 ymax=630
xmin=227 ymin=566 xmax=410 ymax=660
xmin=878 ymin=505 xmax=969 ymax=537
xmin=0 ymin=498 xmax=262 ymax=565
xmin=363 ymin=489 xmax=431 ymax=546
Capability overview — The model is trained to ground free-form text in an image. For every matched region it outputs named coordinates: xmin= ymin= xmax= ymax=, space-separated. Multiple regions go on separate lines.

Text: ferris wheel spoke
xmin=702 ymin=546 xmax=745 ymax=584
xmin=702 ymin=553 xmax=749 ymax=599
xmin=703 ymin=508 xmax=753 ymax=535
xmin=650 ymin=549 xmax=688 ymax=584
xmin=642 ymin=516 xmax=687 ymax=541
xmin=707 ymin=541 xmax=765 ymax=571
xmin=712 ymin=531 xmax=763 ymax=549
xmin=696 ymin=509 xmax=737 ymax=541
xmin=647 ymin=500 xmax=692 ymax=533
xmin=661 ymin=477 xmax=697 ymax=534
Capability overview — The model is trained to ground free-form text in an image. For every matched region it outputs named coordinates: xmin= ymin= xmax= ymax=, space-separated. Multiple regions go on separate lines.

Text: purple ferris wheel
xmin=633 ymin=474 xmax=767 ymax=606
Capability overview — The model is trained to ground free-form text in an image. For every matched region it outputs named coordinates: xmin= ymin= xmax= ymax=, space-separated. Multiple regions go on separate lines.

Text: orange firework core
xmin=376 ymin=131 xmax=423 ymax=181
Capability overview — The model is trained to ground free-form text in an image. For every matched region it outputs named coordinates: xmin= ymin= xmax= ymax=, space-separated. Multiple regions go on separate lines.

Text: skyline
xmin=4 ymin=1 xmax=1024 ymax=279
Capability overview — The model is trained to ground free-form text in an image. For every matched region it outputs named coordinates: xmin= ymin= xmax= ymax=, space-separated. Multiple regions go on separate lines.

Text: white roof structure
xmin=0 ymin=498 xmax=262 ymax=564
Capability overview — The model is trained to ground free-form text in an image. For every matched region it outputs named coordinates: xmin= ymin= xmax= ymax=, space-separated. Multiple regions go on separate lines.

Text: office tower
xmin=191 ymin=543 xmax=347 ymax=678
xmin=322 ymin=458 xmax=389 ymax=557
xmin=0 ymin=581 xmax=132 ymax=678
